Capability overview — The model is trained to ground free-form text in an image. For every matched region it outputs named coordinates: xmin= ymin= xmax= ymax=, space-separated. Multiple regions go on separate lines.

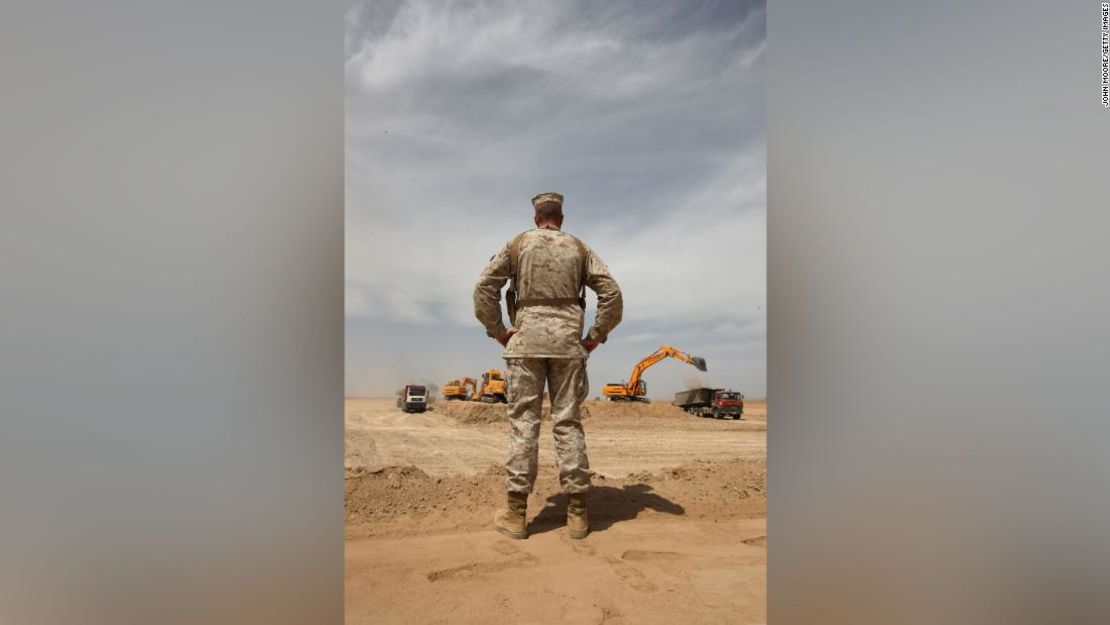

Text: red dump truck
xmin=673 ymin=387 xmax=744 ymax=420
xmin=396 ymin=384 xmax=428 ymax=413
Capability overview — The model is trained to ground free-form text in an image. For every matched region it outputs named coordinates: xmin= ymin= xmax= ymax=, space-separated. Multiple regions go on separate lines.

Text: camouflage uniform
xmin=474 ymin=226 xmax=623 ymax=494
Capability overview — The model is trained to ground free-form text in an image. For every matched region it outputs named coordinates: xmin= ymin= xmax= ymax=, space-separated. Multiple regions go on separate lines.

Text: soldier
xmin=473 ymin=192 xmax=623 ymax=540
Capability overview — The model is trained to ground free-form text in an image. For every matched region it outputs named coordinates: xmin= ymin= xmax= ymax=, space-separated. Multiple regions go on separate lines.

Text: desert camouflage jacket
xmin=474 ymin=227 xmax=623 ymax=358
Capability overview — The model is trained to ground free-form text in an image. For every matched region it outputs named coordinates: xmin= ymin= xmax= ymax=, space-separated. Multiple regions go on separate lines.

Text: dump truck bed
xmin=673 ymin=387 xmax=721 ymax=407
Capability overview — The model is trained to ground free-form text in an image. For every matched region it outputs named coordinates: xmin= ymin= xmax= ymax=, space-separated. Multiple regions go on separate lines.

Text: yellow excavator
xmin=474 ymin=369 xmax=507 ymax=403
xmin=441 ymin=377 xmax=477 ymax=401
xmin=602 ymin=345 xmax=708 ymax=402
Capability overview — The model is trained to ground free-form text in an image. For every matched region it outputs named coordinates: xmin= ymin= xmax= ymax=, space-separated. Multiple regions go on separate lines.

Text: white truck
xmin=396 ymin=384 xmax=428 ymax=413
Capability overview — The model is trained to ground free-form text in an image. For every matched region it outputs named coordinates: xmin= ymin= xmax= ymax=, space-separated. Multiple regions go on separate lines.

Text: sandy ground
xmin=346 ymin=397 xmax=767 ymax=625
xmin=345 ymin=398 xmax=766 ymax=478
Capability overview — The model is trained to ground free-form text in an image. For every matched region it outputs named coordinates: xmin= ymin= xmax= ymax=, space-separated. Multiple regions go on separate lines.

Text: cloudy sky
xmin=346 ymin=0 xmax=765 ymax=399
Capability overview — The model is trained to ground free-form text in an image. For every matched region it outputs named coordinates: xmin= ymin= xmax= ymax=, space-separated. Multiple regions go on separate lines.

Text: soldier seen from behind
xmin=473 ymin=192 xmax=623 ymax=539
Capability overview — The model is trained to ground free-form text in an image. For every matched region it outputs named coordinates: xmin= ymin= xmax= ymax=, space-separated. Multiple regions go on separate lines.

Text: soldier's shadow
xmin=527 ymin=483 xmax=685 ymax=536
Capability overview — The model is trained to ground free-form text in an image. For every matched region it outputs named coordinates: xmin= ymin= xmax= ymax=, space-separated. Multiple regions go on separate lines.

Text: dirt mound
xmin=583 ymin=399 xmax=689 ymax=420
xmin=437 ymin=400 xmax=593 ymax=424
xmin=436 ymin=401 xmax=508 ymax=424
xmin=435 ymin=398 xmax=692 ymax=425
xmin=345 ymin=463 xmax=502 ymax=523
xmin=346 ymin=457 xmax=766 ymax=538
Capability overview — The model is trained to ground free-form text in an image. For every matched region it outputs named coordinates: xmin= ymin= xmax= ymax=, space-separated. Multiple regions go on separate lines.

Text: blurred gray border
xmin=6 ymin=0 xmax=1110 ymax=622
xmin=1 ymin=2 xmax=343 ymax=623
xmin=770 ymin=1 xmax=1110 ymax=623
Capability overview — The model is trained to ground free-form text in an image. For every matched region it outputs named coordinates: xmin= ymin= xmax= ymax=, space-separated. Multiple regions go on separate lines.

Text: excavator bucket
xmin=691 ymin=356 xmax=708 ymax=372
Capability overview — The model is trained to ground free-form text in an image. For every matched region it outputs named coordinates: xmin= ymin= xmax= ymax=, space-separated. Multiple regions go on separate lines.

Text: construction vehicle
xmin=602 ymin=345 xmax=708 ymax=402
xmin=441 ymin=377 xmax=477 ymax=401
xmin=396 ymin=384 xmax=428 ymax=413
xmin=475 ymin=369 xmax=507 ymax=403
xmin=674 ymin=387 xmax=744 ymax=419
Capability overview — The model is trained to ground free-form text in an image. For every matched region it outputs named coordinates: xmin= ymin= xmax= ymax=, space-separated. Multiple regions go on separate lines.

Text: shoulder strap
xmin=565 ymin=233 xmax=589 ymax=294
xmin=507 ymin=231 xmax=527 ymax=280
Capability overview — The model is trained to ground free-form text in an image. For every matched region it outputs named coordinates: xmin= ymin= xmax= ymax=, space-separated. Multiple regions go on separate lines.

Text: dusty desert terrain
xmin=345 ymin=396 xmax=767 ymax=625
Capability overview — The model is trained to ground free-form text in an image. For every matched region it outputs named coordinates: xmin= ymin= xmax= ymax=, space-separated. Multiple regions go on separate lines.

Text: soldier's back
xmin=505 ymin=228 xmax=590 ymax=359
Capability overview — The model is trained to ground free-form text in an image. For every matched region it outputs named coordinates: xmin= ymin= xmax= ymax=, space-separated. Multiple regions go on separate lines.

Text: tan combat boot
xmin=567 ymin=492 xmax=589 ymax=539
xmin=493 ymin=492 xmax=528 ymax=540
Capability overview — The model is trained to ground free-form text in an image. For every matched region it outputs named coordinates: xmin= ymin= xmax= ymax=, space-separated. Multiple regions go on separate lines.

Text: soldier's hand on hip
xmin=496 ymin=328 xmax=519 ymax=347
xmin=580 ymin=338 xmax=600 ymax=353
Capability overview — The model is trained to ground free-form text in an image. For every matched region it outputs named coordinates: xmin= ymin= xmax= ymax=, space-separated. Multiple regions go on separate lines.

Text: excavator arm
xmin=602 ymin=344 xmax=708 ymax=400
xmin=626 ymin=345 xmax=708 ymax=391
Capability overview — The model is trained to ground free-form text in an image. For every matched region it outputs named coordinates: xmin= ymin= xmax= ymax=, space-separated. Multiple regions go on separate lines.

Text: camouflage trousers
xmin=504 ymin=358 xmax=591 ymax=495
